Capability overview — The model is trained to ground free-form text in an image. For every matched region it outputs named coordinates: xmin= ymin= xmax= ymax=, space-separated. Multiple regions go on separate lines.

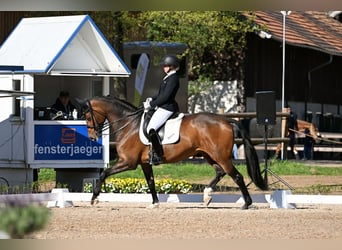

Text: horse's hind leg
xmin=228 ymin=165 xmax=252 ymax=209
xmin=204 ymin=164 xmax=226 ymax=206
xmin=206 ymin=162 xmax=252 ymax=209
xmin=208 ymin=164 xmax=226 ymax=188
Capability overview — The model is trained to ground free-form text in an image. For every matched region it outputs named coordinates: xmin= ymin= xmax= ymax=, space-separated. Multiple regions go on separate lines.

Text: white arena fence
xmin=1 ymin=188 xmax=342 ymax=209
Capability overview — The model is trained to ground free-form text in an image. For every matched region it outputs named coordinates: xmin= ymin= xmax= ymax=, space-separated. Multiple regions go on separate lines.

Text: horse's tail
xmin=229 ymin=118 xmax=268 ymax=191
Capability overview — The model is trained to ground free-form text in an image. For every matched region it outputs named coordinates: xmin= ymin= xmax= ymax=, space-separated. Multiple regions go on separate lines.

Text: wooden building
xmin=244 ymin=11 xmax=342 ymax=130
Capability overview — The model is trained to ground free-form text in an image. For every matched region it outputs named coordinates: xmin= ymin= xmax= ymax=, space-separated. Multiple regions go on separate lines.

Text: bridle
xmin=83 ymin=99 xmax=143 ymax=140
xmin=83 ymin=100 xmax=105 ymax=140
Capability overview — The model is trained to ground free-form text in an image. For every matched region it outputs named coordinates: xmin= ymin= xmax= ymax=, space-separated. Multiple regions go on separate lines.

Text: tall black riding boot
xmin=148 ymin=129 xmax=165 ymax=165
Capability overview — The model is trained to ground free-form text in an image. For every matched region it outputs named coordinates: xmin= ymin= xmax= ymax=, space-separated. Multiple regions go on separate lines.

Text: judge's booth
xmin=0 ymin=15 xmax=130 ymax=191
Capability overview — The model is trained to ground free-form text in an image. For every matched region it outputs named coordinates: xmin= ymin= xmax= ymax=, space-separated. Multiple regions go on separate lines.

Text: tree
xmin=127 ymin=11 xmax=256 ymax=97
xmin=142 ymin=11 xmax=253 ymax=77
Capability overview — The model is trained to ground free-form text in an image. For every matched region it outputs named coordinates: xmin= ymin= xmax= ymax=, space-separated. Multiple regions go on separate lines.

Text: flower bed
xmin=83 ymin=178 xmax=192 ymax=194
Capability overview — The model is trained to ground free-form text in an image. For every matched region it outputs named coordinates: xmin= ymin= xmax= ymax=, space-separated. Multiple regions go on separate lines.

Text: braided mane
xmin=93 ymin=96 xmax=138 ymax=114
xmin=90 ymin=96 xmax=142 ymax=130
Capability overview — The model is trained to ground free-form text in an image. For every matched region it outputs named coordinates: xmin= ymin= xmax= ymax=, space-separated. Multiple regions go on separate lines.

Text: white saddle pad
xmin=139 ymin=113 xmax=184 ymax=145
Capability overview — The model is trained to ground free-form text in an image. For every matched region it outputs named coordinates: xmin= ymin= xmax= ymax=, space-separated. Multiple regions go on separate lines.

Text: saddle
xmin=139 ymin=110 xmax=184 ymax=145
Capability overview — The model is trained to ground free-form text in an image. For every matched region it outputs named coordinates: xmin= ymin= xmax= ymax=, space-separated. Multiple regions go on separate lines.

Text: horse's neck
xmin=107 ymin=112 xmax=123 ymax=128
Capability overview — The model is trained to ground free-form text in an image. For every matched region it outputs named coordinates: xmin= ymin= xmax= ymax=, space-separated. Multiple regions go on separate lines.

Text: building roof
xmin=0 ymin=15 xmax=130 ymax=76
xmin=124 ymin=41 xmax=188 ymax=49
xmin=249 ymin=11 xmax=342 ymax=57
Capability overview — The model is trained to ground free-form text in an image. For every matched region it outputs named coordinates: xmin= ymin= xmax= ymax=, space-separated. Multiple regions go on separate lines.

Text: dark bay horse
xmin=82 ymin=96 xmax=267 ymax=209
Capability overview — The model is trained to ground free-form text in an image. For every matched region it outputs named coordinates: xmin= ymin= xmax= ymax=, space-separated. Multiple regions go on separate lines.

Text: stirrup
xmin=148 ymin=150 xmax=164 ymax=165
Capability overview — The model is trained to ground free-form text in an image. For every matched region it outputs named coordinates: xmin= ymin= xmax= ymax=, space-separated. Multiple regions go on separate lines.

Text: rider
xmin=143 ymin=54 xmax=180 ymax=165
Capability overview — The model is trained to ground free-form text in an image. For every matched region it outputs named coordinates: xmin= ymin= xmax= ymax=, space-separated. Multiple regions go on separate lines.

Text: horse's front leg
xmin=91 ymin=161 xmax=135 ymax=205
xmin=141 ymin=163 xmax=159 ymax=208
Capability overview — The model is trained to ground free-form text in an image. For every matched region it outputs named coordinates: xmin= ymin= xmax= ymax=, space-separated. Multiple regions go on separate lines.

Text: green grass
xmin=38 ymin=160 xmax=342 ymax=182
xmin=115 ymin=160 xmax=342 ymax=179
xmin=261 ymin=160 xmax=342 ymax=176
xmin=118 ymin=163 xmax=217 ymax=180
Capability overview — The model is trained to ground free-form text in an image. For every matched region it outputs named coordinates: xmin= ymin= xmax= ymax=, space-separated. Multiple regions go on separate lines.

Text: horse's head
xmin=81 ymin=99 xmax=107 ymax=141
xmin=80 ymin=96 xmax=141 ymax=142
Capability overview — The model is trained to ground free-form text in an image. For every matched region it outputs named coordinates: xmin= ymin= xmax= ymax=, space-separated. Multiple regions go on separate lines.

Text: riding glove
xmin=143 ymin=97 xmax=152 ymax=110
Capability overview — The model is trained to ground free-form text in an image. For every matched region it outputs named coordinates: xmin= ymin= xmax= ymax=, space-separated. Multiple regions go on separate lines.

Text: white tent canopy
xmin=0 ymin=15 xmax=130 ymax=77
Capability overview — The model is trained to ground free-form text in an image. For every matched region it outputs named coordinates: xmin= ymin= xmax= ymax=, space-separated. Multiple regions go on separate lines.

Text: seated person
xmin=51 ymin=90 xmax=77 ymax=120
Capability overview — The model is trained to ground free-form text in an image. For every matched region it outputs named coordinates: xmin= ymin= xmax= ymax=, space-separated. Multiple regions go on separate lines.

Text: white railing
xmin=1 ymin=188 xmax=342 ymax=209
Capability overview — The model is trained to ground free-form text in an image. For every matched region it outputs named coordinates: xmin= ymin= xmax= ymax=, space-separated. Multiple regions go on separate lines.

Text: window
xmin=92 ymin=79 xmax=103 ymax=97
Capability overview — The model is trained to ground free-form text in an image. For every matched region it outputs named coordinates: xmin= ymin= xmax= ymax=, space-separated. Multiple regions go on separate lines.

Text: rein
xmin=84 ymin=100 xmax=143 ymax=137
xmin=101 ymin=109 xmax=143 ymax=136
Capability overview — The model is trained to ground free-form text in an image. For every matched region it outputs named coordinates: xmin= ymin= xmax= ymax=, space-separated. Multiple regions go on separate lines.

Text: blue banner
xmin=34 ymin=124 xmax=103 ymax=160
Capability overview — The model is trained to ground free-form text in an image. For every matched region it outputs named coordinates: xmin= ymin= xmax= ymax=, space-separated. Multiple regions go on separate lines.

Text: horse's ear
xmin=74 ymin=98 xmax=85 ymax=106
xmin=74 ymin=98 xmax=89 ymax=114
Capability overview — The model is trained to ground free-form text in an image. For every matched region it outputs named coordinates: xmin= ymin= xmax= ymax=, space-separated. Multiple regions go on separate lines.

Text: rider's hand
xmin=143 ymin=101 xmax=151 ymax=110
xmin=143 ymin=97 xmax=152 ymax=110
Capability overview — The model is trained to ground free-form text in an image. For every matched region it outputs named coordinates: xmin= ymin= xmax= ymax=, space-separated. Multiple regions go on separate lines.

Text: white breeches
xmin=147 ymin=108 xmax=173 ymax=133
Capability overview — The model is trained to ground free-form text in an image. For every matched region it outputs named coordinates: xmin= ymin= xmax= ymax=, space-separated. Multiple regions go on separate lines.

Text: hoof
xmin=203 ymin=187 xmax=213 ymax=207
xmin=241 ymin=204 xmax=249 ymax=210
xmin=204 ymin=196 xmax=212 ymax=207
xmin=148 ymin=203 xmax=160 ymax=209
xmin=91 ymin=198 xmax=99 ymax=205
xmin=241 ymin=202 xmax=252 ymax=210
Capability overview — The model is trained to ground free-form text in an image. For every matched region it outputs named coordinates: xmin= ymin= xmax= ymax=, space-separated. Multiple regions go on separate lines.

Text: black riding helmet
xmin=160 ymin=54 xmax=180 ymax=69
